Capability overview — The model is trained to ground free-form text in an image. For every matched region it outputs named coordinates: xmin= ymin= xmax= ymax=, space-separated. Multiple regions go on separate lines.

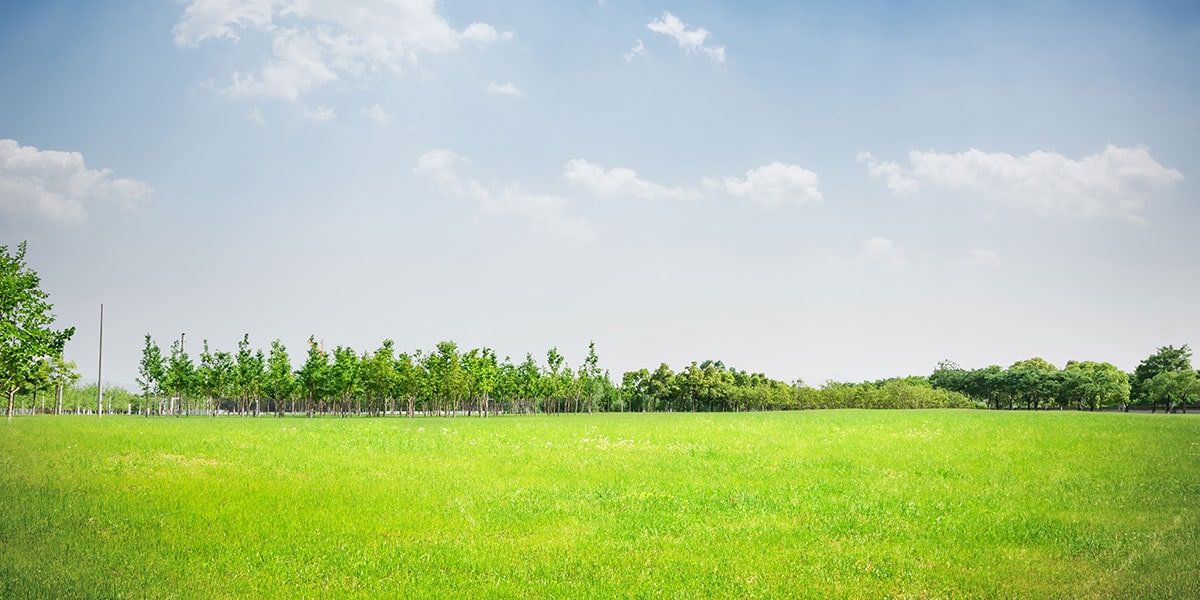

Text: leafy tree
xmin=1007 ymin=358 xmax=1060 ymax=410
xmin=1132 ymin=345 xmax=1194 ymax=411
xmin=328 ymin=346 xmax=361 ymax=416
xmin=425 ymin=341 xmax=463 ymax=416
xmin=296 ymin=336 xmax=328 ymax=417
xmin=516 ymin=353 xmax=541 ymax=414
xmin=197 ymin=341 xmax=234 ymax=416
xmin=137 ymin=334 xmax=166 ymax=415
xmin=49 ymin=355 xmax=81 ymax=415
xmin=394 ymin=352 xmax=421 ymax=417
xmin=463 ymin=347 xmax=499 ymax=417
xmin=1061 ymin=361 xmax=1129 ymax=411
xmin=362 ymin=340 xmax=398 ymax=416
xmin=647 ymin=363 xmax=676 ymax=411
xmin=162 ymin=339 xmax=196 ymax=416
xmin=263 ymin=339 xmax=295 ymax=416
xmin=1145 ymin=370 xmax=1200 ymax=414
xmin=235 ymin=334 xmax=266 ymax=416
xmin=2 ymin=242 xmax=75 ymax=418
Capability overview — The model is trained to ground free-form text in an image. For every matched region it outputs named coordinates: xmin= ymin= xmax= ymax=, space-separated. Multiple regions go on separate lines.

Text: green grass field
xmin=2 ymin=411 xmax=1197 ymax=599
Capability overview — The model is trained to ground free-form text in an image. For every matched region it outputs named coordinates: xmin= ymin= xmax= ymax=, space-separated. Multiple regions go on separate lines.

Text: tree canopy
xmin=1 ymin=242 xmax=75 ymax=418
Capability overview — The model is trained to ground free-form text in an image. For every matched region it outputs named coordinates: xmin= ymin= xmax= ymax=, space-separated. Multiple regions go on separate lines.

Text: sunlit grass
xmin=2 ymin=411 xmax=1197 ymax=598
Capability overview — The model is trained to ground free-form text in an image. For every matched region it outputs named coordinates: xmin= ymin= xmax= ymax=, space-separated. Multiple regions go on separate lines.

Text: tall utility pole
xmin=97 ymin=303 xmax=104 ymax=417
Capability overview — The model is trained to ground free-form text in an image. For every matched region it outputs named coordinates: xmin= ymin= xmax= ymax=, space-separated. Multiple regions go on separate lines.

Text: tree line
xmin=4 ymin=241 xmax=1198 ymax=417
xmin=929 ymin=347 xmax=1200 ymax=412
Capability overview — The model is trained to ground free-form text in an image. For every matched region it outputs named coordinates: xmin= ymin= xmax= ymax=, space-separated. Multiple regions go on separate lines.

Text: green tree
xmin=296 ymin=337 xmax=328 ymax=417
xmin=1007 ymin=357 xmax=1060 ymax=410
xmin=264 ymin=339 xmax=295 ymax=416
xmin=1132 ymin=345 xmax=1193 ymax=411
xmin=363 ymin=340 xmax=398 ymax=416
xmin=162 ymin=339 xmax=196 ymax=416
xmin=49 ymin=355 xmax=81 ymax=415
xmin=235 ymin=334 xmax=266 ymax=416
xmin=328 ymin=346 xmax=361 ymax=416
xmin=1145 ymin=370 xmax=1200 ymax=414
xmin=1061 ymin=361 xmax=1130 ymax=411
xmin=394 ymin=352 xmax=422 ymax=417
xmin=463 ymin=347 xmax=499 ymax=417
xmin=2 ymin=242 xmax=76 ymax=419
xmin=137 ymin=334 xmax=166 ymax=416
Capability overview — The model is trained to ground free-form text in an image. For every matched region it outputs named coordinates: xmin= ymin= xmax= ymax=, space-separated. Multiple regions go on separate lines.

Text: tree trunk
xmin=6 ymin=388 xmax=16 ymax=419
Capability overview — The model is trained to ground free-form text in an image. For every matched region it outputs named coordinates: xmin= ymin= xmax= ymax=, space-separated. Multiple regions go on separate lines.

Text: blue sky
xmin=2 ymin=0 xmax=1197 ymax=388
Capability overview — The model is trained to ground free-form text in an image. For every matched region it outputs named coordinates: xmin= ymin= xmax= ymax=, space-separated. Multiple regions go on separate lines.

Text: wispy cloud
xmin=176 ymin=0 xmax=512 ymax=101
xmin=860 ymin=144 xmax=1183 ymax=220
xmin=486 ymin=81 xmax=523 ymax=97
xmin=0 ymin=138 xmax=152 ymax=225
xmin=706 ymin=162 xmax=823 ymax=207
xmin=360 ymin=103 xmax=393 ymax=125
xmin=646 ymin=12 xmax=725 ymax=64
xmin=623 ymin=39 xmax=645 ymax=63
xmin=415 ymin=149 xmax=599 ymax=241
xmin=960 ymin=249 xmax=1002 ymax=267
xmin=566 ymin=159 xmax=823 ymax=209
xmin=862 ymin=236 xmax=906 ymax=266
xmin=564 ymin=159 xmax=699 ymax=202
xmin=301 ymin=104 xmax=336 ymax=121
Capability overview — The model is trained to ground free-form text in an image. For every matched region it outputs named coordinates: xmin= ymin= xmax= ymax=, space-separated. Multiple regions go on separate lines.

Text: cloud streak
xmin=861 ymin=145 xmax=1183 ymax=219
xmin=646 ymin=12 xmax=725 ymax=64
xmin=175 ymin=0 xmax=512 ymax=101
xmin=415 ymin=149 xmax=599 ymax=241
xmin=567 ymin=159 xmax=823 ymax=208
xmin=564 ymin=160 xmax=699 ymax=202
xmin=486 ymin=82 xmax=523 ymax=97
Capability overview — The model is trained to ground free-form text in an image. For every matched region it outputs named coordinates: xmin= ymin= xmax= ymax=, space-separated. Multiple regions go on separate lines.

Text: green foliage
xmin=932 ymin=357 xmax=1130 ymax=410
xmin=2 ymin=412 xmax=1197 ymax=598
xmin=1132 ymin=345 xmax=1194 ymax=409
xmin=1060 ymin=361 xmax=1130 ymax=411
xmin=1 ymin=241 xmax=76 ymax=417
xmin=1145 ymin=369 xmax=1200 ymax=413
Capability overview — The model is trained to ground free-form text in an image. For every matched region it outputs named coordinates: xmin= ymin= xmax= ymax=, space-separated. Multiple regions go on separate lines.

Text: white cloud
xmin=486 ymin=81 xmax=523 ymax=97
xmin=646 ymin=12 xmax=726 ymax=64
xmin=861 ymin=144 xmax=1183 ymax=219
xmin=564 ymin=159 xmax=699 ymax=202
xmin=857 ymin=151 xmax=918 ymax=194
xmin=301 ymin=104 xmax=336 ymax=121
xmin=245 ymin=108 xmax=265 ymax=124
xmin=172 ymin=0 xmax=278 ymax=47
xmin=360 ymin=103 xmax=393 ymax=125
xmin=960 ymin=249 xmax=1002 ymax=267
xmin=460 ymin=23 xmax=512 ymax=44
xmin=224 ymin=28 xmax=338 ymax=101
xmin=862 ymin=236 xmax=905 ymax=265
xmin=708 ymin=161 xmax=823 ymax=207
xmin=414 ymin=149 xmax=598 ymax=241
xmin=176 ymin=0 xmax=511 ymax=101
xmin=623 ymin=39 xmax=645 ymax=63
xmin=0 ymin=139 xmax=152 ymax=225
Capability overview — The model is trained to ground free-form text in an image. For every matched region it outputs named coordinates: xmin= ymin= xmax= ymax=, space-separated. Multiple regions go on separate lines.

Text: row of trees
xmin=131 ymin=333 xmax=1041 ymax=417
xmin=135 ymin=334 xmax=826 ymax=417
xmin=929 ymin=346 xmax=1200 ymax=412
xmin=8 ymin=240 xmax=1198 ymax=418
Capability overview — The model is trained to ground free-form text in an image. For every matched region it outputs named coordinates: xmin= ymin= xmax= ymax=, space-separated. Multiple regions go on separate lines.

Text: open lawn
xmin=1 ymin=410 xmax=1197 ymax=599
